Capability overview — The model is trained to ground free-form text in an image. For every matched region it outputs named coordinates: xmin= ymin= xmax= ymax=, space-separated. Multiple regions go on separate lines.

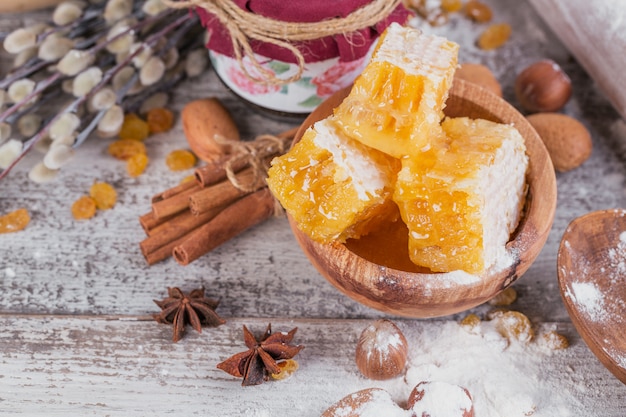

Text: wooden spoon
xmin=558 ymin=209 xmax=626 ymax=384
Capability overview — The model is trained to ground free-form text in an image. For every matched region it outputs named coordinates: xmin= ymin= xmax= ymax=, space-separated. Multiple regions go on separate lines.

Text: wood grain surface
xmin=1 ymin=1 xmax=626 ymax=416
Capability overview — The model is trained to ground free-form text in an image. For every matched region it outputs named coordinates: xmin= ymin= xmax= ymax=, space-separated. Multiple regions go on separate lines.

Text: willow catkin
xmin=38 ymin=36 xmax=75 ymax=62
xmin=3 ymin=28 xmax=37 ymax=54
xmin=7 ymin=79 xmax=36 ymax=104
xmin=104 ymin=0 xmax=133 ymax=24
xmin=52 ymin=2 xmax=85 ymax=26
xmin=17 ymin=114 xmax=42 ymax=137
xmin=0 ymin=123 xmax=11 ymax=144
xmin=43 ymin=143 xmax=75 ymax=170
xmin=140 ymin=56 xmax=165 ymax=86
xmin=28 ymin=161 xmax=59 ymax=184
xmin=58 ymin=50 xmax=95 ymax=76
xmin=73 ymin=67 xmax=103 ymax=97
xmin=49 ymin=113 xmax=81 ymax=141
xmin=0 ymin=139 xmax=23 ymax=169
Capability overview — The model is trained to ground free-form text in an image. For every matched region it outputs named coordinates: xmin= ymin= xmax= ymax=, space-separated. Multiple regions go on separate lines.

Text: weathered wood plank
xmin=0 ymin=316 xmax=624 ymax=416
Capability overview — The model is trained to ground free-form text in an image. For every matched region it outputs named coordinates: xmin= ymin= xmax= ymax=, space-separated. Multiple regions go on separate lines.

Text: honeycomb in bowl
xmin=267 ymin=117 xmax=400 ymax=243
xmin=393 ymin=117 xmax=528 ymax=274
xmin=332 ymin=22 xmax=459 ymax=158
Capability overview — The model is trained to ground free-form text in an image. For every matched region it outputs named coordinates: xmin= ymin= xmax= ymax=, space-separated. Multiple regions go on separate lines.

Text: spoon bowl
xmin=558 ymin=209 xmax=626 ymax=384
xmin=288 ymin=79 xmax=557 ymax=317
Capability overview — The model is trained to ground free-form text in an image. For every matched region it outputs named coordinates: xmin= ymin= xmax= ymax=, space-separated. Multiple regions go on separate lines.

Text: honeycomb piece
xmin=394 ymin=117 xmax=528 ymax=273
xmin=119 ymin=113 xmax=150 ymax=141
xmin=267 ymin=117 xmax=400 ymax=243
xmin=0 ymin=208 xmax=30 ymax=233
xmin=108 ymin=139 xmax=147 ymax=160
xmin=89 ymin=182 xmax=117 ymax=210
xmin=147 ymin=107 xmax=174 ymax=133
xmin=71 ymin=196 xmax=97 ymax=220
xmin=333 ymin=23 xmax=459 ymax=158
xmin=166 ymin=149 xmax=197 ymax=171
xmin=127 ymin=152 xmax=149 ymax=177
xmin=477 ymin=23 xmax=512 ymax=50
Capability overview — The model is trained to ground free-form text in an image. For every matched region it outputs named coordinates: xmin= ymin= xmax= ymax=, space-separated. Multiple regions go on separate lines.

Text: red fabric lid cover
xmin=197 ymin=0 xmax=412 ymax=63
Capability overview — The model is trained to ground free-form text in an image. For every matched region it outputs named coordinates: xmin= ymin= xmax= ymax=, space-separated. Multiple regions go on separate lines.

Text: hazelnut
xmin=515 ymin=60 xmax=572 ymax=112
xmin=526 ymin=112 xmax=592 ymax=172
xmin=355 ymin=319 xmax=408 ymax=380
xmin=408 ymin=381 xmax=474 ymax=417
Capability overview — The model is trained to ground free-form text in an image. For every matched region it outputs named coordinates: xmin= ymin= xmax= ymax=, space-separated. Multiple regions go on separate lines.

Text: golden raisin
xmin=477 ymin=23 xmax=512 ymax=50
xmin=127 ymin=152 xmax=149 ymax=177
xmin=459 ymin=313 xmax=481 ymax=334
xmin=464 ymin=0 xmax=493 ymax=22
xmin=89 ymin=182 xmax=117 ymax=210
xmin=270 ymin=359 xmax=299 ymax=381
xmin=542 ymin=331 xmax=569 ymax=350
xmin=71 ymin=196 xmax=97 ymax=220
xmin=441 ymin=0 xmax=463 ymax=13
xmin=166 ymin=149 xmax=197 ymax=171
xmin=180 ymin=174 xmax=196 ymax=184
xmin=119 ymin=113 xmax=150 ymax=141
xmin=0 ymin=208 xmax=30 ymax=233
xmin=488 ymin=287 xmax=518 ymax=306
xmin=147 ymin=107 xmax=174 ymax=134
xmin=493 ymin=311 xmax=534 ymax=344
xmin=108 ymin=139 xmax=147 ymax=160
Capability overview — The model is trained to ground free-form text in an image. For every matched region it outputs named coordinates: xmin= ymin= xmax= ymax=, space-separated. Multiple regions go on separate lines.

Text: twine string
xmin=213 ymin=133 xmax=288 ymax=195
xmin=162 ymin=0 xmax=401 ymax=86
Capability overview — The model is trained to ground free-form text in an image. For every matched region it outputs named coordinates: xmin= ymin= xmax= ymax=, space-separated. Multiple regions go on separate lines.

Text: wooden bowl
xmin=557 ymin=209 xmax=626 ymax=384
xmin=288 ymin=79 xmax=557 ymax=318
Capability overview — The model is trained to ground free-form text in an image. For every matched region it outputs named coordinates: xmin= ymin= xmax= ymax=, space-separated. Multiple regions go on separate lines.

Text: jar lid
xmin=196 ymin=0 xmax=412 ymax=64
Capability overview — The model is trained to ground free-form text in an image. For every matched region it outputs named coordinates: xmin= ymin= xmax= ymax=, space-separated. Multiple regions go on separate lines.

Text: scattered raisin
xmin=488 ymin=287 xmax=518 ymax=306
xmin=542 ymin=331 xmax=569 ymax=350
xmin=270 ymin=359 xmax=299 ymax=381
xmin=459 ymin=313 xmax=481 ymax=334
xmin=493 ymin=311 xmax=534 ymax=344
xmin=441 ymin=0 xmax=463 ymax=13
xmin=180 ymin=174 xmax=196 ymax=184
xmin=166 ymin=149 xmax=197 ymax=171
xmin=89 ymin=182 xmax=117 ymax=210
xmin=119 ymin=113 xmax=150 ymax=141
xmin=477 ymin=23 xmax=512 ymax=50
xmin=0 ymin=208 xmax=30 ymax=233
xmin=71 ymin=196 xmax=97 ymax=220
xmin=127 ymin=152 xmax=149 ymax=177
xmin=108 ymin=139 xmax=147 ymax=160
xmin=147 ymin=107 xmax=174 ymax=134
xmin=464 ymin=0 xmax=493 ymax=22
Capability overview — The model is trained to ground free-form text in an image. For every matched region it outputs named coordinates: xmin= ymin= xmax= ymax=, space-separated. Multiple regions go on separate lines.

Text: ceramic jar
xmin=196 ymin=0 xmax=411 ymax=116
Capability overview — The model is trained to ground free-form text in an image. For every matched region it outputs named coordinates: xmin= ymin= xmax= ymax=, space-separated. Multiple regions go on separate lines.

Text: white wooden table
xmin=1 ymin=1 xmax=625 ymax=415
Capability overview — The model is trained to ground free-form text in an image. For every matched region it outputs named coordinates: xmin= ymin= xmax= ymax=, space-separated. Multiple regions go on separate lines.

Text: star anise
xmin=153 ymin=287 xmax=225 ymax=342
xmin=217 ymin=323 xmax=304 ymax=386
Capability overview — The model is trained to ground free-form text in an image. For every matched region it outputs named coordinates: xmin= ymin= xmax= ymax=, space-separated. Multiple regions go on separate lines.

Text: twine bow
xmin=162 ymin=0 xmax=402 ymax=86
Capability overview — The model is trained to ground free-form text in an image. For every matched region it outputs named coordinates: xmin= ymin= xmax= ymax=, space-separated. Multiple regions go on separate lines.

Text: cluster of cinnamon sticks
xmin=139 ymin=128 xmax=298 ymax=266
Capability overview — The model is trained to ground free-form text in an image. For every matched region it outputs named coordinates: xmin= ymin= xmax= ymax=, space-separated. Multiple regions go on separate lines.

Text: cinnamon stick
xmin=188 ymin=167 xmax=262 ymax=216
xmin=173 ymin=188 xmax=276 ymax=265
xmin=140 ymin=205 xmax=226 ymax=256
xmin=139 ymin=211 xmax=178 ymax=235
xmin=193 ymin=126 xmax=298 ymax=187
xmin=143 ymin=233 xmax=189 ymax=265
xmin=151 ymin=178 xmax=197 ymax=203
xmin=151 ymin=182 xmax=202 ymax=219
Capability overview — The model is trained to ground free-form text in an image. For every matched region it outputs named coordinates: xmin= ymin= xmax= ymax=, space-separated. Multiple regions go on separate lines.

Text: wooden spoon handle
xmin=0 ymin=0 xmax=63 ymax=13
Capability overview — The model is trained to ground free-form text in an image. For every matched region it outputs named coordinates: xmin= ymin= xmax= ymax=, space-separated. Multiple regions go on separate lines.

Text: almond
xmin=181 ymin=98 xmax=240 ymax=163
xmin=526 ymin=112 xmax=592 ymax=172
xmin=454 ymin=63 xmax=502 ymax=97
